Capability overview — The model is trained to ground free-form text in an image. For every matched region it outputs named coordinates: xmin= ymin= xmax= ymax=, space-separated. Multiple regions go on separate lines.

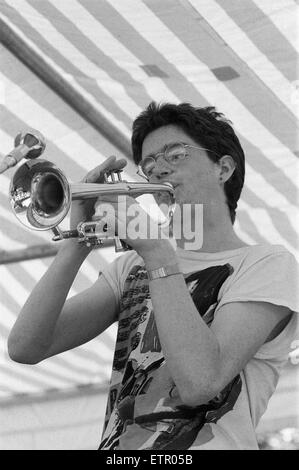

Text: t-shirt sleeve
xmin=100 ymin=251 xmax=143 ymax=312
xmin=216 ymin=248 xmax=299 ymax=360
xmin=217 ymin=248 xmax=299 ymax=314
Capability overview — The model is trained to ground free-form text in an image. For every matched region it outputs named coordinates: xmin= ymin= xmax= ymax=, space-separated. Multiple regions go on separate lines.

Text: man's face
xmin=141 ymin=124 xmax=222 ymax=206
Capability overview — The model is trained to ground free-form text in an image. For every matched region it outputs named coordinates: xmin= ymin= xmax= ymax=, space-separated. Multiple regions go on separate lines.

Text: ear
xmin=215 ymin=155 xmax=236 ymax=184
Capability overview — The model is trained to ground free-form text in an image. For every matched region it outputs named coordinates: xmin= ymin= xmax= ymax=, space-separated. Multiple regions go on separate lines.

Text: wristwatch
xmin=147 ymin=263 xmax=182 ymax=281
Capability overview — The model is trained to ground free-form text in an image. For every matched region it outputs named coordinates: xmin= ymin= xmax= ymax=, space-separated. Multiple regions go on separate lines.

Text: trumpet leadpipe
xmin=70 ymin=181 xmax=175 ymax=200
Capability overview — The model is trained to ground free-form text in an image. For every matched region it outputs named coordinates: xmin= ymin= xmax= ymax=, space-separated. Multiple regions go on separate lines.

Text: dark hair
xmin=131 ymin=102 xmax=245 ymax=224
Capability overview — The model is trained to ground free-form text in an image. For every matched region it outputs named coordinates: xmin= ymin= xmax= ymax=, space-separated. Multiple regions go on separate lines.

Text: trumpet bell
xmin=9 ymin=159 xmax=71 ymax=230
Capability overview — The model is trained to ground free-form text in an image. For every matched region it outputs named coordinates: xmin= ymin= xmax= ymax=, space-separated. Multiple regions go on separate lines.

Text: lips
xmin=163 ymin=181 xmax=179 ymax=189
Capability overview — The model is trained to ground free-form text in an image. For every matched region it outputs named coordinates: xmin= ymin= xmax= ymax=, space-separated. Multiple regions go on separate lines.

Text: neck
xmin=171 ymin=201 xmax=247 ymax=253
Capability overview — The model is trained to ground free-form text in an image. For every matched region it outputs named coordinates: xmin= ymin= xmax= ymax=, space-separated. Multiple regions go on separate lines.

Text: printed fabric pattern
xmin=99 ymin=263 xmax=243 ymax=450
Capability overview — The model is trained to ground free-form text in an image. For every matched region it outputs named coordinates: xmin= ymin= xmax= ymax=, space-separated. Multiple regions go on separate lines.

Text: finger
xmin=83 ymin=156 xmax=116 ymax=183
xmin=99 ymin=156 xmax=127 ymax=173
xmin=110 ymin=158 xmax=127 ymax=170
xmin=83 ymin=156 xmax=127 ymax=183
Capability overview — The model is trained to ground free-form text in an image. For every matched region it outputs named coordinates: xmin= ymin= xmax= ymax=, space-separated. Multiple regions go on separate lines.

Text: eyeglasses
xmin=137 ymin=142 xmax=220 ymax=181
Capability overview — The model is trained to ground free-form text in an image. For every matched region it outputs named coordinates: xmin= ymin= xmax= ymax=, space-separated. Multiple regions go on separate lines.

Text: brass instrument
xmin=9 ymin=159 xmax=175 ymax=251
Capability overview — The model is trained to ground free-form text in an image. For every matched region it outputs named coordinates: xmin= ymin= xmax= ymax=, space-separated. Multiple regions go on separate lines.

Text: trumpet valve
xmin=115 ymin=170 xmax=123 ymax=181
xmin=103 ymin=169 xmax=123 ymax=183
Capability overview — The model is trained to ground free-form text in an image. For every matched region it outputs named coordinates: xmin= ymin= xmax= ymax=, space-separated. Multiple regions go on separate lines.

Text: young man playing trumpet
xmin=8 ymin=102 xmax=298 ymax=450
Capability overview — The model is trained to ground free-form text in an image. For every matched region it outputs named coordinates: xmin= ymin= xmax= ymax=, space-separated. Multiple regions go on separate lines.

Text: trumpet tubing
xmin=70 ymin=181 xmax=174 ymax=199
xmin=9 ymin=159 xmax=175 ymax=235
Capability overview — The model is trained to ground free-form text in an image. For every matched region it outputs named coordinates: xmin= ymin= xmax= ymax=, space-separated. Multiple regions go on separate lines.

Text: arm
xmin=143 ymin=244 xmax=292 ymax=407
xmin=8 ymin=157 xmax=128 ymax=365
xmin=7 ymin=240 xmax=118 ymax=364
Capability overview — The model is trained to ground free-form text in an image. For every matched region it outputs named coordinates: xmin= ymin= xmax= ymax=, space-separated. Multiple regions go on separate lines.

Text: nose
xmin=150 ymin=159 xmax=173 ymax=180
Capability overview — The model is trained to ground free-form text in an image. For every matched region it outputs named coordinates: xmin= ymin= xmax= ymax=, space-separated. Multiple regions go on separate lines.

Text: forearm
xmin=8 ymin=240 xmax=91 ymax=362
xmin=142 ymin=243 xmax=221 ymax=406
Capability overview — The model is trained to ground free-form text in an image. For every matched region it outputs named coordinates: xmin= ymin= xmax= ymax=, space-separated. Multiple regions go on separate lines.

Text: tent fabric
xmin=0 ymin=44 xmax=123 ymax=399
xmin=0 ymin=0 xmax=298 ymax=407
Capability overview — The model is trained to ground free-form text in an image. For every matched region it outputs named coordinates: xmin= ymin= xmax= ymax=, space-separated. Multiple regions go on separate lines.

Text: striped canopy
xmin=0 ymin=0 xmax=298 ymax=401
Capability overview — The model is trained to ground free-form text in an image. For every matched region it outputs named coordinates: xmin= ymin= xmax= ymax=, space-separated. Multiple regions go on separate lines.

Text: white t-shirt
xmin=99 ymin=244 xmax=298 ymax=450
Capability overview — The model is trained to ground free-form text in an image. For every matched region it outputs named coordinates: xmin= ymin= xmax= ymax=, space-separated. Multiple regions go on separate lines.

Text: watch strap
xmin=147 ymin=263 xmax=182 ymax=281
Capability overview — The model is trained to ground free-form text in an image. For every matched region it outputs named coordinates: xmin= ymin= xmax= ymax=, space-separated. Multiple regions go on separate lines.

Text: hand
xmin=70 ymin=156 xmax=127 ymax=231
xmin=93 ymin=193 xmax=175 ymax=259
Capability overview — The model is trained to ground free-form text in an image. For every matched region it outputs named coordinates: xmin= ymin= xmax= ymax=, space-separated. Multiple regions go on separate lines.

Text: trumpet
xmin=9 ymin=158 xmax=175 ymax=251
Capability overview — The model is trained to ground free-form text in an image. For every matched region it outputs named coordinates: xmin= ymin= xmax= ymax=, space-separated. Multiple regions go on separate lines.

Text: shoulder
xmin=217 ymin=244 xmax=299 ymax=314
xmin=232 ymin=244 xmax=298 ymax=275
xmin=241 ymin=243 xmax=294 ymax=261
